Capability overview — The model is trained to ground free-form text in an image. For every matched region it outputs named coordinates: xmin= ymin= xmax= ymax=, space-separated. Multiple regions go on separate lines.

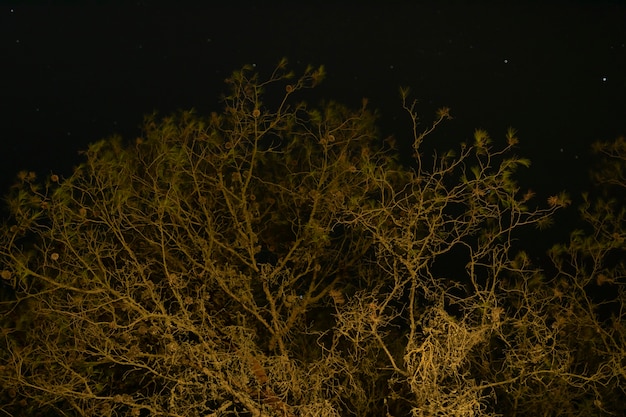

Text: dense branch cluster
xmin=0 ymin=60 xmax=624 ymax=416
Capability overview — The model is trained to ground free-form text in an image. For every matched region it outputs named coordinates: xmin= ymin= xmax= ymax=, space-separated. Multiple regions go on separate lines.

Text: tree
xmin=0 ymin=60 xmax=623 ymax=416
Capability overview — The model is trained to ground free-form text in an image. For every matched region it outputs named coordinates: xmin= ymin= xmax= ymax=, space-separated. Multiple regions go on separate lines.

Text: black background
xmin=2 ymin=1 xmax=625 ymax=217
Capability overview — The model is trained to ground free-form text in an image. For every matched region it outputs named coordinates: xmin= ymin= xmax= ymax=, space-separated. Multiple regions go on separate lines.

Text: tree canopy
xmin=1 ymin=60 xmax=624 ymax=417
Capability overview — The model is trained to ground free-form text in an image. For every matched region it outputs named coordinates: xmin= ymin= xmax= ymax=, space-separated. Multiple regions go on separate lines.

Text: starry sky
xmin=2 ymin=1 xmax=626 ymax=214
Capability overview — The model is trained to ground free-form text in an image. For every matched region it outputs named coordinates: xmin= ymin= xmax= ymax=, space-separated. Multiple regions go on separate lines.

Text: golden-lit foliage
xmin=0 ymin=60 xmax=624 ymax=417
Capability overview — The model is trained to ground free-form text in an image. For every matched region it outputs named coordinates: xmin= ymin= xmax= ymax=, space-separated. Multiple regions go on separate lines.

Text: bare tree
xmin=0 ymin=60 xmax=623 ymax=416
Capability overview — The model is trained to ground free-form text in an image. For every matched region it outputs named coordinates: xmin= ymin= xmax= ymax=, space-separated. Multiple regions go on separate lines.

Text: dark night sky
xmin=2 ymin=1 xmax=626 ymax=209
